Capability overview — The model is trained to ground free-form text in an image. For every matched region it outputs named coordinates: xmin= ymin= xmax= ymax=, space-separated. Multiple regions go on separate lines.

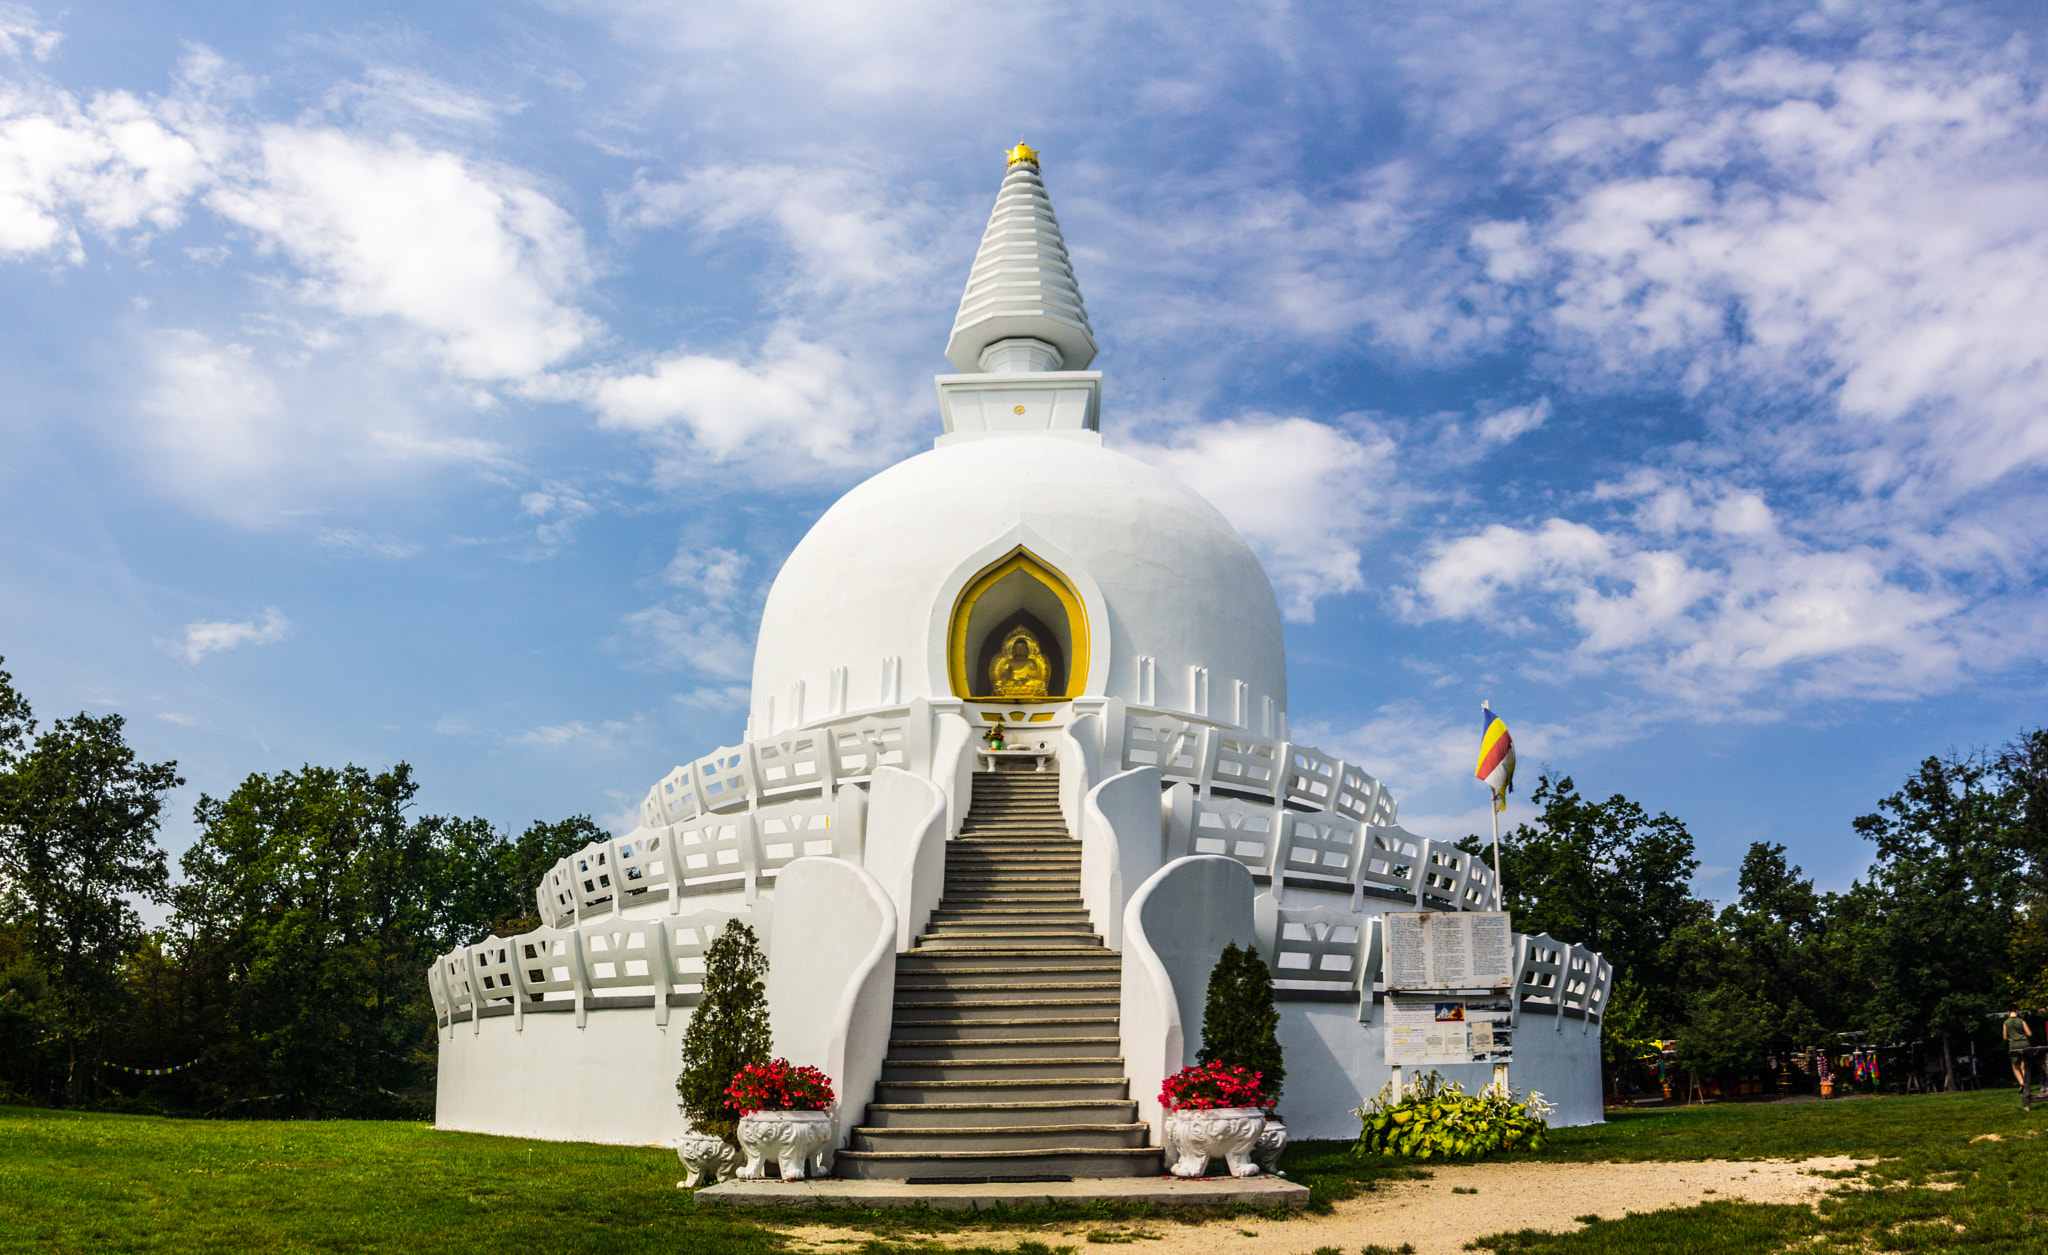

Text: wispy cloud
xmin=177 ymin=607 xmax=289 ymax=663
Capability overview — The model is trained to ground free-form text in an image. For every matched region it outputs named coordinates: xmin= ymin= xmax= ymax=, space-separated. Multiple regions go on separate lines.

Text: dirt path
xmin=777 ymin=1157 xmax=1870 ymax=1255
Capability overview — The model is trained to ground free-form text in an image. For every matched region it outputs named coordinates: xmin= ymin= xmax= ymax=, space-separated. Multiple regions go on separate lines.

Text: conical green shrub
xmin=1196 ymin=941 xmax=1284 ymax=1107
xmin=675 ymin=919 xmax=770 ymax=1140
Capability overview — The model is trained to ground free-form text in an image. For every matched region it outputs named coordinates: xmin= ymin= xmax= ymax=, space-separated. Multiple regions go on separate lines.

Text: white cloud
xmin=1476 ymin=397 xmax=1549 ymax=445
xmin=589 ymin=328 xmax=879 ymax=465
xmin=1129 ymin=416 xmax=1399 ymax=622
xmin=208 ymin=126 xmax=595 ymax=381
xmin=177 ymin=607 xmax=289 ymax=663
xmin=0 ymin=6 xmax=60 ymax=61
xmin=511 ymin=719 xmax=634 ymax=750
xmin=316 ymin=528 xmax=423 ymax=558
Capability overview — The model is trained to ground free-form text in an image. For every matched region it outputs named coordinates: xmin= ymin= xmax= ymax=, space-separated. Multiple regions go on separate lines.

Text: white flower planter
xmin=1252 ymin=1119 xmax=1288 ymax=1176
xmin=674 ymin=1128 xmax=742 ymax=1188
xmin=1163 ymin=1107 xmax=1267 ymax=1178
xmin=735 ymin=1110 xmax=835 ymax=1180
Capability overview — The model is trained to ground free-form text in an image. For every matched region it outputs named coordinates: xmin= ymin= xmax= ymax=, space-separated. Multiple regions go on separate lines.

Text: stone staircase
xmin=835 ymin=770 xmax=1162 ymax=1180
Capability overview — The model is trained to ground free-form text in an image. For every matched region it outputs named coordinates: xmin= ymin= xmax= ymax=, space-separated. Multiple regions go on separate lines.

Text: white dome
xmin=750 ymin=435 xmax=1288 ymax=733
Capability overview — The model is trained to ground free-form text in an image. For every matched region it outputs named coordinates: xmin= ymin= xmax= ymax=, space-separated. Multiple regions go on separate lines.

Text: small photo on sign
xmin=1434 ymin=1003 xmax=1466 ymax=1022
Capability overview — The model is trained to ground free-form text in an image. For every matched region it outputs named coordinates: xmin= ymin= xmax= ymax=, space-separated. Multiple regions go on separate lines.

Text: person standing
xmin=2006 ymin=1006 xmax=2035 ymax=1110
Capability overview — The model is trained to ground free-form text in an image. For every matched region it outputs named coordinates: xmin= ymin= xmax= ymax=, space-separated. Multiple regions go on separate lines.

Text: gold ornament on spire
xmin=1005 ymin=142 xmax=1040 ymax=168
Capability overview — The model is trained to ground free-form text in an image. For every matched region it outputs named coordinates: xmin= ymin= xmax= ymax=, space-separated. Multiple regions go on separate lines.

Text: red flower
xmin=1159 ymin=1061 xmax=1269 ymax=1111
xmin=725 ymin=1059 xmax=836 ymax=1113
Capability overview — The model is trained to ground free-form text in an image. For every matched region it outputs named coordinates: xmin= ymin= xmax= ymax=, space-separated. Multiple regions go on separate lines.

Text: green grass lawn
xmin=5 ymin=1094 xmax=2046 ymax=1254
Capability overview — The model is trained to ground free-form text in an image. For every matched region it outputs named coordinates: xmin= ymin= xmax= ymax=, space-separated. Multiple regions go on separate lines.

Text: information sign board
xmin=1384 ymin=994 xmax=1515 ymax=1066
xmin=1383 ymin=910 xmax=1512 ymax=991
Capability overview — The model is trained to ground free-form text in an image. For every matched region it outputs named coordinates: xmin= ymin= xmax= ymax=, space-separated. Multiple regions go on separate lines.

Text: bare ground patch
xmin=773 ymin=1157 xmax=1875 ymax=1255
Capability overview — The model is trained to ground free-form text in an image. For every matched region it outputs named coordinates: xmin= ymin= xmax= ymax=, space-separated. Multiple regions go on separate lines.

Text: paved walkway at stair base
xmin=694 ymin=1175 xmax=1310 ymax=1210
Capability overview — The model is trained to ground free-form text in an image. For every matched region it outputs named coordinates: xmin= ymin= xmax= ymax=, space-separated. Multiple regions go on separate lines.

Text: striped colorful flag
xmin=1475 ymin=702 xmax=1515 ymax=812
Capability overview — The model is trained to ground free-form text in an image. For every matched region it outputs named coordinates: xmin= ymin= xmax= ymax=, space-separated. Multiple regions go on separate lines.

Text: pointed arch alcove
xmin=946 ymin=548 xmax=1090 ymax=702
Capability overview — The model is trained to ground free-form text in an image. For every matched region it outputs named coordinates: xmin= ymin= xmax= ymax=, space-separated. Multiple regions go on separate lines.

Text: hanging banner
xmin=1385 ymin=994 xmax=1515 ymax=1066
xmin=1383 ymin=910 xmax=1513 ymax=991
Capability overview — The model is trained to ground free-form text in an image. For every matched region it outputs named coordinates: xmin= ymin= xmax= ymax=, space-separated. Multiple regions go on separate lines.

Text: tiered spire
xmin=944 ymin=144 xmax=1098 ymax=374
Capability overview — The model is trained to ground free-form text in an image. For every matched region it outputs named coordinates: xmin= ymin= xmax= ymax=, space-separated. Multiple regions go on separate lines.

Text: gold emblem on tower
xmin=1005 ymin=142 xmax=1040 ymax=168
xmin=989 ymin=626 xmax=1051 ymax=698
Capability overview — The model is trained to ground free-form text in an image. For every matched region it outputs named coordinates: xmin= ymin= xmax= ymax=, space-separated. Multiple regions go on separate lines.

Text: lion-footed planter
xmin=1252 ymin=1119 xmax=1287 ymax=1176
xmin=675 ymin=1129 xmax=742 ymax=1188
xmin=735 ymin=1110 xmax=835 ymax=1180
xmin=1163 ymin=1107 xmax=1267 ymax=1178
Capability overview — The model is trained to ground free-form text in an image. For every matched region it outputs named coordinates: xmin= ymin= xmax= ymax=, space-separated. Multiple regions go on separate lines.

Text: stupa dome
xmin=748 ymin=433 xmax=1288 ymax=734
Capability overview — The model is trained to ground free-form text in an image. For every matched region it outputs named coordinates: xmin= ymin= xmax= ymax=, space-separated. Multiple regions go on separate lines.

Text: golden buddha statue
xmin=989 ymin=626 xmax=1051 ymax=698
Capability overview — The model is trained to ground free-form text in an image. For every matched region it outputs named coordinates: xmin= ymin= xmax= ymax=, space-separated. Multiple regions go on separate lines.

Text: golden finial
xmin=1005 ymin=141 xmax=1040 ymax=168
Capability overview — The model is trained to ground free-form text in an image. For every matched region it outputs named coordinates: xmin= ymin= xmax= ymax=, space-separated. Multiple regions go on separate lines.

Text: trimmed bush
xmin=1196 ymin=941 xmax=1284 ymax=1106
xmin=1354 ymin=1070 xmax=1552 ymax=1160
xmin=675 ymin=920 xmax=770 ymax=1140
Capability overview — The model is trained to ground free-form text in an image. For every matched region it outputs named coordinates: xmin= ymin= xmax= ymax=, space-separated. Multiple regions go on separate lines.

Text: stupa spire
xmin=944 ymin=143 xmax=1098 ymax=374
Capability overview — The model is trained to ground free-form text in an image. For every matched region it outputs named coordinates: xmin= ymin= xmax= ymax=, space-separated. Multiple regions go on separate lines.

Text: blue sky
xmin=4 ymin=0 xmax=2046 ymax=907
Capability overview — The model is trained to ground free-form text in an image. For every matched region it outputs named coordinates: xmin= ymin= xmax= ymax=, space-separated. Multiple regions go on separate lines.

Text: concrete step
xmin=892 ymin=997 xmax=1120 ymax=1021
xmin=849 ymin=1123 xmax=1151 ymax=1153
xmin=896 ymin=950 xmax=1118 ymax=971
xmin=894 ymin=973 xmax=1117 ymax=992
xmin=860 ymin=1098 xmax=1137 ymax=1129
xmin=873 ymin=1076 xmax=1130 ymax=1104
xmin=880 ymin=1056 xmax=1126 ymax=1082
xmin=893 ymin=983 xmax=1118 ymax=1003
xmin=936 ymin=895 xmax=1087 ymax=908
xmin=924 ymin=919 xmax=1097 ymax=935
xmin=887 ymin=1036 xmax=1120 ymax=1061
xmin=917 ymin=925 xmax=1105 ymax=945
xmin=834 ymin=1146 xmax=1162 ymax=1181
xmin=928 ymin=914 xmax=1094 ymax=927
xmin=940 ymin=878 xmax=1082 ymax=891
xmin=890 ymin=1016 xmax=1119 ymax=1040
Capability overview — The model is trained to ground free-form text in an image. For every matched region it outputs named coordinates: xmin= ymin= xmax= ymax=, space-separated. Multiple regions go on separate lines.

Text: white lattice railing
xmin=1242 ymin=902 xmax=1610 ymax=1020
xmin=430 ymin=908 xmax=768 ymax=1032
xmin=536 ymin=796 xmax=854 ymax=928
xmin=639 ymin=708 xmax=922 ymax=830
xmin=1120 ymin=708 xmax=1397 ymax=825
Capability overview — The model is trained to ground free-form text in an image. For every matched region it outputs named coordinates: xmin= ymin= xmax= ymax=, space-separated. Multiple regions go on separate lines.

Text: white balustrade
xmin=1257 ymin=903 xmax=1378 ymax=995
xmin=1203 ymin=731 xmax=1283 ymax=799
xmin=1275 ymin=811 xmax=1363 ymax=889
xmin=1360 ymin=824 xmax=1424 ymax=900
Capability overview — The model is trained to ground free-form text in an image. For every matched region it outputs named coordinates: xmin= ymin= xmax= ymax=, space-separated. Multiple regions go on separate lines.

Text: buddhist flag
xmin=1475 ymin=702 xmax=1515 ymax=812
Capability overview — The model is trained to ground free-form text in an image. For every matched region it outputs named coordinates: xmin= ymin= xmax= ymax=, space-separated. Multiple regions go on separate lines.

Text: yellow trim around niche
xmin=948 ymin=548 xmax=1089 ymax=701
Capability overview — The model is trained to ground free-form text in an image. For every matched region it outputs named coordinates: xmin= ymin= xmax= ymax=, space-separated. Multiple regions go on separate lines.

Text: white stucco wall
xmin=435 ymin=1005 xmax=688 ymax=1146
xmin=748 ymin=437 xmax=1288 ymax=734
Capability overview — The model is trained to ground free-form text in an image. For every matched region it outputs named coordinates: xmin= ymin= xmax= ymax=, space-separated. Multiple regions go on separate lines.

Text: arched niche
xmin=947 ymin=549 xmax=1089 ymax=701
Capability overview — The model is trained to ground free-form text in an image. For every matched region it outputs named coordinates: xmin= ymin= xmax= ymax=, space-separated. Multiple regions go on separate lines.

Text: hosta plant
xmin=1353 ymin=1070 xmax=1552 ymax=1160
xmin=1160 ymin=1061 xmax=1270 ymax=1111
xmin=726 ymin=1059 xmax=835 ymax=1112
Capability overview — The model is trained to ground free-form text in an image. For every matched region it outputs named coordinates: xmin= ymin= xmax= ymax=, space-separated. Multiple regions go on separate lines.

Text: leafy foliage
xmin=1354 ymin=1071 xmax=1551 ymax=1160
xmin=725 ymin=1059 xmax=833 ymax=1112
xmin=0 ymin=661 xmax=183 ymax=1104
xmin=1160 ymin=1060 xmax=1268 ymax=1111
xmin=1195 ymin=941 xmax=1284 ymax=1106
xmin=677 ymin=920 xmax=771 ymax=1139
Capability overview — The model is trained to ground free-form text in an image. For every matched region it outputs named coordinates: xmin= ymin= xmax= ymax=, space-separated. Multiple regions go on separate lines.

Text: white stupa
xmin=430 ymin=146 xmax=1611 ymax=1175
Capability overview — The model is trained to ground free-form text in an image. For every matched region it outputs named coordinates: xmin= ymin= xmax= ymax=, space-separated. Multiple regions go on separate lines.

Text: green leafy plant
xmin=675 ymin=919 xmax=769 ymax=1140
xmin=1196 ymin=941 xmax=1284 ymax=1107
xmin=1353 ymin=1070 xmax=1551 ymax=1160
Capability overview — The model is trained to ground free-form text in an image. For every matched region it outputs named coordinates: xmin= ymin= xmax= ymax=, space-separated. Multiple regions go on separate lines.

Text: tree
xmin=1469 ymin=774 xmax=1704 ymax=1030
xmin=0 ymin=707 xmax=181 ymax=1102
xmin=1852 ymin=750 xmax=2025 ymax=1090
xmin=677 ymin=920 xmax=770 ymax=1140
xmin=430 ymin=813 xmax=603 ymax=944
xmin=1196 ymin=942 xmax=1284 ymax=1107
xmin=1674 ymin=986 xmax=1774 ymax=1089
xmin=174 ymin=762 xmax=429 ymax=1116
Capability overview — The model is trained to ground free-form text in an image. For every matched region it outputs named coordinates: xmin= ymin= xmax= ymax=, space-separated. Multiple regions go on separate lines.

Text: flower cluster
xmin=1160 ymin=1061 xmax=1269 ymax=1111
xmin=724 ymin=1059 xmax=835 ymax=1113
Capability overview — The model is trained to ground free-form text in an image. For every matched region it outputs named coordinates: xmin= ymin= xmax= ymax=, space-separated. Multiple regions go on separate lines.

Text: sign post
xmin=1382 ymin=911 xmax=1515 ymax=1094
